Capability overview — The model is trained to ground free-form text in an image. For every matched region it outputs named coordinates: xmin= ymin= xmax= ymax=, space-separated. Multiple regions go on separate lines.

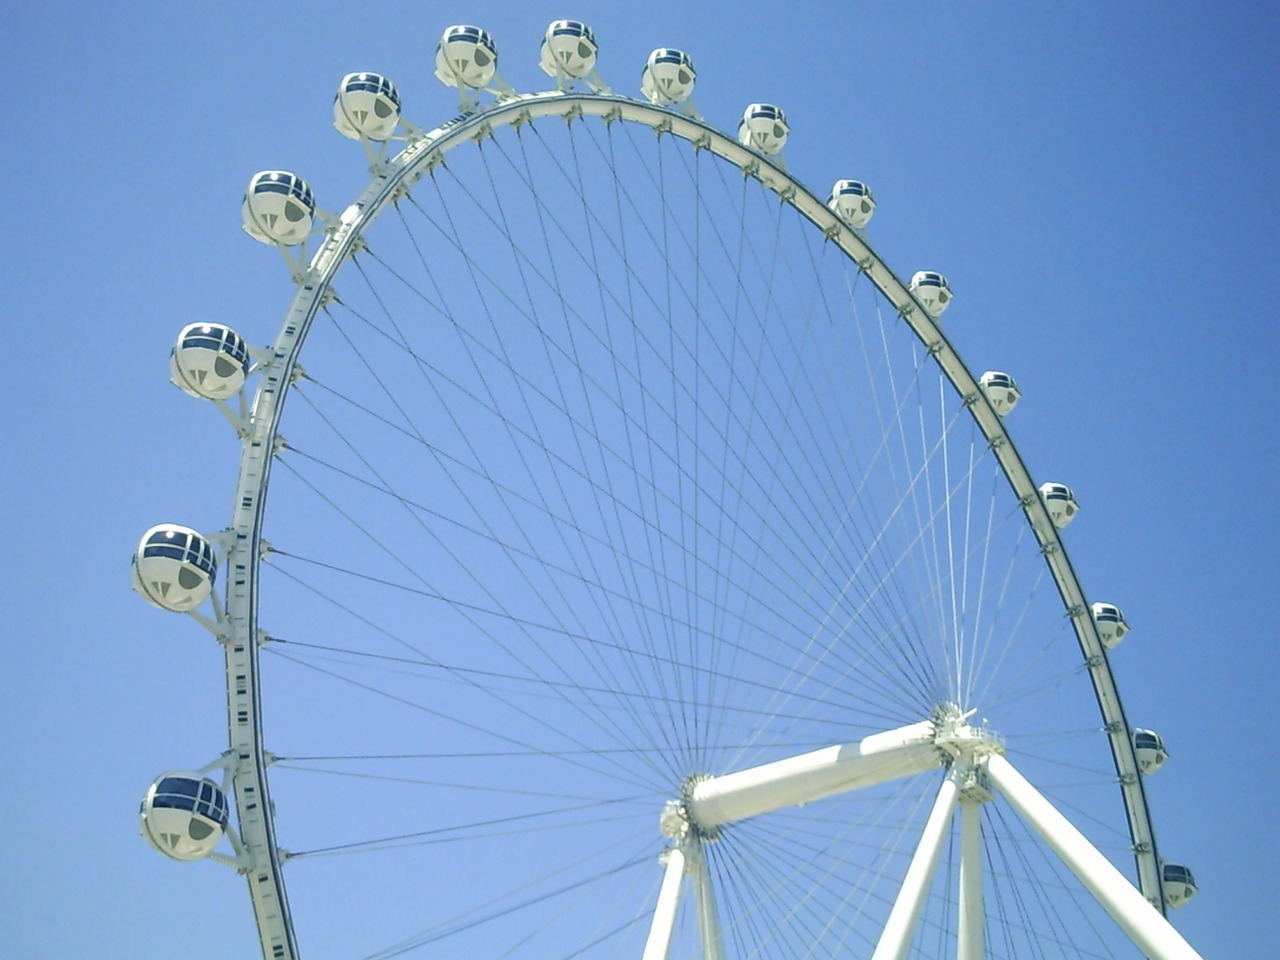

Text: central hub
xmin=661 ymin=774 xmax=718 ymax=842
xmin=659 ymin=799 xmax=689 ymax=841
xmin=932 ymin=703 xmax=1004 ymax=802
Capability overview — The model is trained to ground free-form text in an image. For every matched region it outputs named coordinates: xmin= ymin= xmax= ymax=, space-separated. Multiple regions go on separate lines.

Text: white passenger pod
xmin=738 ymin=103 xmax=789 ymax=156
xmin=1132 ymin=729 xmax=1169 ymax=774
xmin=140 ymin=771 xmax=231 ymax=861
xmin=435 ymin=24 xmax=500 ymax=90
xmin=131 ymin=524 xmax=217 ymax=612
xmin=539 ymin=20 xmax=602 ymax=89
xmin=1090 ymin=601 xmax=1129 ymax=648
xmin=979 ymin=370 xmax=1021 ymax=415
xmin=241 ymin=171 xmax=316 ymax=247
xmin=1162 ymin=863 xmax=1198 ymax=907
xmin=169 ymin=323 xmax=250 ymax=401
xmin=640 ymin=48 xmax=697 ymax=105
xmin=827 ymin=179 xmax=876 ymax=229
xmin=333 ymin=72 xmax=402 ymax=142
xmin=909 ymin=271 xmax=953 ymax=316
xmin=1038 ymin=482 xmax=1079 ymax=528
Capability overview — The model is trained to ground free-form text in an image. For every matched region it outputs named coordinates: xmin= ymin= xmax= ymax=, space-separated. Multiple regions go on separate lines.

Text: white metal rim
xmin=220 ymin=90 xmax=1164 ymax=958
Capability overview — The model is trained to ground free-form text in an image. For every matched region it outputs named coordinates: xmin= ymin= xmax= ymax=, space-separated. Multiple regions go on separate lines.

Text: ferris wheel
xmin=132 ymin=21 xmax=1205 ymax=960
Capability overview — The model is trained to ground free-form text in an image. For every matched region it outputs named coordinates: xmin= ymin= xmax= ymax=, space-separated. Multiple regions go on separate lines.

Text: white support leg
xmin=642 ymin=847 xmax=687 ymax=960
xmin=957 ymin=800 xmax=984 ymax=960
xmin=688 ymin=844 xmax=725 ymax=960
xmin=871 ymin=772 xmax=960 ymax=960
xmin=689 ymin=721 xmax=942 ymax=830
xmin=984 ymin=754 xmax=1203 ymax=960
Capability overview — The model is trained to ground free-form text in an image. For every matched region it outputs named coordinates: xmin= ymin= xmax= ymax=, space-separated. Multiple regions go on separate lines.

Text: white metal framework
xmin=135 ymin=28 xmax=1202 ymax=960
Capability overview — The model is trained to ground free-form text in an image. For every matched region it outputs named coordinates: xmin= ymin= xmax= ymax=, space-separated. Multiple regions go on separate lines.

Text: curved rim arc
xmin=222 ymin=89 xmax=1164 ymax=958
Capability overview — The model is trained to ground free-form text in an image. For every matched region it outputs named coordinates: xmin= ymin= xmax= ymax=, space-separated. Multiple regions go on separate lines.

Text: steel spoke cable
xmin=728 ymin=808 xmax=886 ymax=959
xmin=985 ymin=802 xmax=1120 ymax=959
xmin=918 ymin=360 xmax=957 ymax=702
xmin=785 ymin=401 xmax=988 ymax=716
xmin=270 ymin=424 xmax=674 ymax=785
xmin=711 ymin=332 xmax=977 ymax=752
xmin=480 ymin=129 xmax=686 ymax=769
xmin=955 ymin=430 xmax=980 ymax=702
xmin=267 ymin=530 xmax=888 ymax=734
xmin=490 ymin=841 xmax=659 ymax=960
xmin=181 ymin=93 xmax=1155 ymax=960
xmin=294 ymin=335 xmax=916 ymax=742
xmin=716 ymin=192 xmax=853 ymax=760
xmin=288 ymin=381 xmax=825 ymax=664
xmin=437 ymin=138 xmax=890 ymax=655
xmin=968 ymin=515 xmax=1054 ymax=709
xmin=268 ymin=635 xmax=885 ymax=732
xmin=340 ymin=236 xmax=874 ymax=681
xmin=295 ymin=300 xmax=880 ymax=727
xmin=650 ymin=124 xmax=702 ymax=776
xmin=852 ymin=296 xmax=941 ymax=703
xmin=289 ymin=799 xmax=650 ymax=860
xmin=847 ymin=293 xmax=951 ymax=705
xmin=493 ymin=125 xmax=679 ymax=748
xmin=317 ymin=264 xmax=638 ymax=690
xmin=263 ymin=638 xmax=659 ymax=793
xmin=273 ymin=763 xmax=639 ymax=803
xmin=264 ymin=551 xmax=889 ymax=736
xmin=420 ymin=163 xmax=684 ymax=773
xmin=358 ymin=838 xmax=655 ymax=959
xmin=963 ymin=466 xmax=1004 ymax=708
xmin=713 ymin=774 xmax=937 ymax=957
xmin=747 ymin=399 xmax=998 ymax=742
xmin=317 ymin=212 xmax=1039 ymax=788
xmin=560 ymin=121 xmax=691 ymax=767
xmin=474 ymin=135 xmax=672 ymax=760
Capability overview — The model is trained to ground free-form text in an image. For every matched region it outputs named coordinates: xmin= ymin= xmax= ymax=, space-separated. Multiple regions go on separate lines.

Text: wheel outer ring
xmin=221 ymin=90 xmax=1165 ymax=960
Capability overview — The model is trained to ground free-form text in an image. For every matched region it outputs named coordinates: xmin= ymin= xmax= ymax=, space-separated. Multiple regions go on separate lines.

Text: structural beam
xmin=688 ymin=844 xmax=725 ymax=960
xmin=642 ymin=847 xmax=686 ymax=960
xmin=985 ymin=754 xmax=1202 ymax=960
xmin=688 ymin=721 xmax=942 ymax=830
xmin=871 ymin=772 xmax=960 ymax=960
xmin=957 ymin=800 xmax=984 ymax=960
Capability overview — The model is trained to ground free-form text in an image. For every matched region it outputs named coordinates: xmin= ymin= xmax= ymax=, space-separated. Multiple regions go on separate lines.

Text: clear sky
xmin=3 ymin=1 xmax=1277 ymax=957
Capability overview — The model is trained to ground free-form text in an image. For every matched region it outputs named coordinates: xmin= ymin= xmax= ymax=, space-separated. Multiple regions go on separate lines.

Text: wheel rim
xmin=198 ymin=93 xmax=1165 ymax=959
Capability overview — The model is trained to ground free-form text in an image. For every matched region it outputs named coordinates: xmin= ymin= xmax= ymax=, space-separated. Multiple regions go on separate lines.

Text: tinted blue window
xmin=153 ymin=794 xmax=195 ymax=811
xmin=159 ymin=777 xmax=200 ymax=797
xmin=144 ymin=544 xmax=187 ymax=561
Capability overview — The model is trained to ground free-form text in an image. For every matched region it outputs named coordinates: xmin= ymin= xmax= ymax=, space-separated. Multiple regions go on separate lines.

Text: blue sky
xmin=3 ymin=1 xmax=1277 ymax=957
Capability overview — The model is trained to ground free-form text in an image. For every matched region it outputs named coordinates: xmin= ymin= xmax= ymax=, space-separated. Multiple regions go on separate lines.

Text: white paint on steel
xmin=688 ymin=843 xmax=726 ymax=960
xmin=985 ymin=754 xmax=1202 ymax=960
xmin=642 ymin=847 xmax=687 ymax=960
xmin=688 ymin=721 xmax=941 ymax=829
xmin=224 ymin=89 xmax=1166 ymax=957
xmin=958 ymin=800 xmax=985 ymax=960
xmin=870 ymin=773 xmax=961 ymax=960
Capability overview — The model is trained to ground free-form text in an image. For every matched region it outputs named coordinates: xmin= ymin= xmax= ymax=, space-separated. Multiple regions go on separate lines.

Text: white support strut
xmin=871 ymin=772 xmax=961 ymax=960
xmin=984 ymin=754 xmax=1203 ymax=960
xmin=642 ymin=847 xmax=687 ymax=960
xmin=688 ymin=721 xmax=942 ymax=830
xmin=957 ymin=800 xmax=985 ymax=960
xmin=688 ymin=844 xmax=725 ymax=960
